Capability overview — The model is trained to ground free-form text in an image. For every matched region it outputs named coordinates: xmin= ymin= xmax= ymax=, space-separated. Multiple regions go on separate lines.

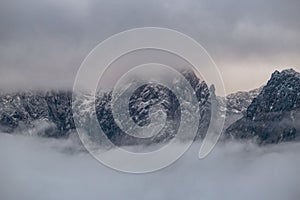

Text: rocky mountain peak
xmin=0 ymin=69 xmax=211 ymax=143
xmin=246 ymin=68 xmax=300 ymax=120
xmin=226 ymin=68 xmax=300 ymax=144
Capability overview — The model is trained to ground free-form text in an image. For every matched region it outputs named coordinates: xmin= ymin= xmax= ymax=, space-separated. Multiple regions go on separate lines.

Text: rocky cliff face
xmin=3 ymin=68 xmax=298 ymax=145
xmin=90 ymin=70 xmax=211 ymax=145
xmin=0 ymin=91 xmax=74 ymax=137
xmin=225 ymin=87 xmax=263 ymax=115
xmin=226 ymin=69 xmax=300 ymax=144
xmin=0 ymin=70 xmax=211 ymax=144
xmin=218 ymin=87 xmax=262 ymax=130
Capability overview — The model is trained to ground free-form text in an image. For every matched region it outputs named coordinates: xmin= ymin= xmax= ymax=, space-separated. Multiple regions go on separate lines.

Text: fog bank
xmin=0 ymin=133 xmax=300 ymax=200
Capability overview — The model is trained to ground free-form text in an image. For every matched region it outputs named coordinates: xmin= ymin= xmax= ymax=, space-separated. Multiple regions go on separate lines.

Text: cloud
xmin=1 ymin=133 xmax=300 ymax=200
xmin=0 ymin=0 xmax=300 ymax=93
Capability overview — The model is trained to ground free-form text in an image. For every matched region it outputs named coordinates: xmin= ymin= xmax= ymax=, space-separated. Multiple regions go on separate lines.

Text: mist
xmin=1 ymin=132 xmax=300 ymax=200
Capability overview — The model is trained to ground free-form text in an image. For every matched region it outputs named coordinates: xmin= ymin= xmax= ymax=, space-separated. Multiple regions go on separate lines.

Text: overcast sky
xmin=0 ymin=0 xmax=300 ymax=93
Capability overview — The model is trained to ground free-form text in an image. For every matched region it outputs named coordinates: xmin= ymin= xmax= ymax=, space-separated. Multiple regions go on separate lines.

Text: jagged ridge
xmin=0 ymin=70 xmax=211 ymax=145
xmin=226 ymin=68 xmax=300 ymax=144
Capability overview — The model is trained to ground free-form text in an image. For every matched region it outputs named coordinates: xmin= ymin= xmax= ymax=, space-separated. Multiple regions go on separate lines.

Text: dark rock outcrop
xmin=226 ymin=69 xmax=300 ymax=144
xmin=94 ymin=70 xmax=211 ymax=145
xmin=0 ymin=91 xmax=75 ymax=137
xmin=218 ymin=87 xmax=262 ymax=130
xmin=0 ymin=70 xmax=211 ymax=144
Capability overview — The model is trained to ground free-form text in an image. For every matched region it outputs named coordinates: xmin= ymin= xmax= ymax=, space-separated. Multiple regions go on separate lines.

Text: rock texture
xmin=0 ymin=91 xmax=74 ymax=137
xmin=2 ymin=68 xmax=299 ymax=145
xmin=226 ymin=69 xmax=300 ymax=144
xmin=94 ymin=70 xmax=211 ymax=145
xmin=225 ymin=87 xmax=263 ymax=115
xmin=220 ymin=87 xmax=262 ymax=129
xmin=0 ymin=70 xmax=211 ymax=144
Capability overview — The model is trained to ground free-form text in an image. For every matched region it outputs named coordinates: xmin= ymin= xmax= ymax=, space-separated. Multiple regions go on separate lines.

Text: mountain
xmin=219 ymin=87 xmax=262 ymax=129
xmin=0 ymin=70 xmax=211 ymax=145
xmin=2 ymin=68 xmax=299 ymax=145
xmin=81 ymin=70 xmax=211 ymax=145
xmin=226 ymin=69 xmax=300 ymax=144
xmin=0 ymin=91 xmax=75 ymax=137
xmin=225 ymin=87 xmax=263 ymax=115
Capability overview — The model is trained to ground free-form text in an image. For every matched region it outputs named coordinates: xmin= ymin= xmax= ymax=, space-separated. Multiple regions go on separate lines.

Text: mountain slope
xmin=0 ymin=91 xmax=74 ymax=136
xmin=226 ymin=69 xmax=300 ymax=144
xmin=219 ymin=87 xmax=262 ymax=129
xmin=225 ymin=87 xmax=263 ymax=115
xmin=0 ymin=70 xmax=211 ymax=144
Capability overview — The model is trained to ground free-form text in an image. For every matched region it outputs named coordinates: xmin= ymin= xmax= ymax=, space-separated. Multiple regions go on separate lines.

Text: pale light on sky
xmin=0 ymin=0 xmax=299 ymax=94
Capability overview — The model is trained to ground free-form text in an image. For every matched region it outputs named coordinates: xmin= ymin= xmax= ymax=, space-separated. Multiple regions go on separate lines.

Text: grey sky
xmin=0 ymin=0 xmax=300 ymax=93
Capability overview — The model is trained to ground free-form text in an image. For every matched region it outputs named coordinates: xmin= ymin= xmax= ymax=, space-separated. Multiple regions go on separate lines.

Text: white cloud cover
xmin=0 ymin=133 xmax=300 ymax=200
xmin=0 ymin=0 xmax=300 ymax=93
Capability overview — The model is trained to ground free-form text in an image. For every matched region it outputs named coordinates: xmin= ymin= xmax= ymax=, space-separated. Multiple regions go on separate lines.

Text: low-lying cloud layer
xmin=1 ymin=133 xmax=300 ymax=200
